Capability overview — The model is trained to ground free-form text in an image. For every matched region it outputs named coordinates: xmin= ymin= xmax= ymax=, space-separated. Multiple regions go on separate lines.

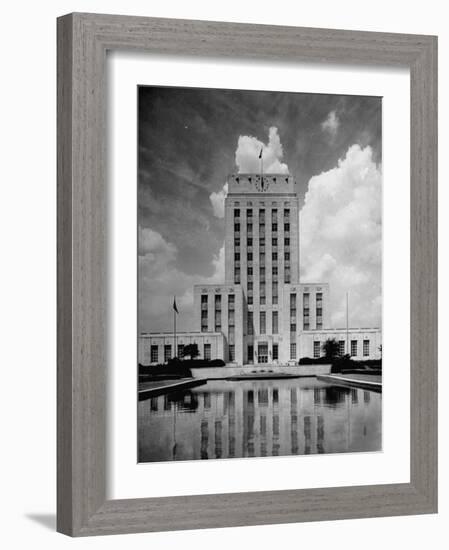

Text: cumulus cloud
xmin=209 ymin=127 xmax=289 ymax=218
xmin=139 ymin=226 xmax=224 ymax=331
xmin=321 ymin=110 xmax=339 ymax=138
xmin=300 ymin=144 xmax=382 ymax=328
xmin=209 ymin=182 xmax=228 ymax=218
xmin=235 ymin=126 xmax=289 ymax=174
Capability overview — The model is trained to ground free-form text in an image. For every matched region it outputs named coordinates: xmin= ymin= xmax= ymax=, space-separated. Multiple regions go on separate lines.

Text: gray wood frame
xmin=57 ymin=12 xmax=438 ymax=537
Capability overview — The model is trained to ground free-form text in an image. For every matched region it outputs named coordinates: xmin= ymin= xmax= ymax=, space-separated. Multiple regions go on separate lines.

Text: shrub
xmin=298 ymin=357 xmax=332 ymax=365
xmin=138 ymin=362 xmax=192 ymax=379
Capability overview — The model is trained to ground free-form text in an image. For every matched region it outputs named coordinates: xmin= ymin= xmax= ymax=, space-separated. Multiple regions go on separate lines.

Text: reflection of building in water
xmin=140 ymin=173 xmax=382 ymax=366
xmin=138 ymin=380 xmax=381 ymax=461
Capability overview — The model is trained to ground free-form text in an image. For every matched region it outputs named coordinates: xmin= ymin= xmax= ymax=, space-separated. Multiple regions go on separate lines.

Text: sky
xmin=138 ymin=86 xmax=382 ymax=333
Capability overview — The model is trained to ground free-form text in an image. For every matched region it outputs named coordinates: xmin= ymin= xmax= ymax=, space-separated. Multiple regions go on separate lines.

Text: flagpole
xmin=174 ymin=298 xmax=177 ymax=359
xmin=346 ymin=292 xmax=349 ymax=355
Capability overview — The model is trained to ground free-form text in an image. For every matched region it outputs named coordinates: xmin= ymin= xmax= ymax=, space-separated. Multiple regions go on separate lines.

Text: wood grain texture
xmin=57 ymin=12 xmax=438 ymax=537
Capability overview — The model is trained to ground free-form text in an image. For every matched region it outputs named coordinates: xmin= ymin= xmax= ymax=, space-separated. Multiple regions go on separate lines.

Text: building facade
xmin=139 ymin=172 xmax=381 ymax=366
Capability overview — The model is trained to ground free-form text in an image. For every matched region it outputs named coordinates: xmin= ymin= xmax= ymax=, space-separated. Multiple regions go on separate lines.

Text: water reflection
xmin=138 ymin=378 xmax=382 ymax=462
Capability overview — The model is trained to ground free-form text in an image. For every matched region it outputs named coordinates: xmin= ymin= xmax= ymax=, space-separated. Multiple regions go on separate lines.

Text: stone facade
xmin=139 ymin=172 xmax=381 ymax=365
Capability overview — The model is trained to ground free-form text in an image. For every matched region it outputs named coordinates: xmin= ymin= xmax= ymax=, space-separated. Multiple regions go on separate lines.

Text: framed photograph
xmin=57 ymin=13 xmax=437 ymax=536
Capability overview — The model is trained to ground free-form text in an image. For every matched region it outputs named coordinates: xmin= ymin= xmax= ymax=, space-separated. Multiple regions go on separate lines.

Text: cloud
xmin=209 ymin=127 xmax=289 ymax=218
xmin=321 ymin=110 xmax=339 ymax=137
xmin=138 ymin=227 xmax=224 ymax=332
xmin=235 ymin=126 xmax=289 ymax=174
xmin=209 ymin=182 xmax=228 ymax=218
xmin=300 ymin=144 xmax=382 ymax=328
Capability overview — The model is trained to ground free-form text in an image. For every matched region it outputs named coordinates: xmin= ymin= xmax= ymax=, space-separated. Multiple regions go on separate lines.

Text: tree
xmin=322 ymin=338 xmax=340 ymax=360
xmin=182 ymin=343 xmax=199 ymax=360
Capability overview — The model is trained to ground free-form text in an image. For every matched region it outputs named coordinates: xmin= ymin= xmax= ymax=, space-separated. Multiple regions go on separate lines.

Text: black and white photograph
xmin=137 ymin=85 xmax=382 ymax=463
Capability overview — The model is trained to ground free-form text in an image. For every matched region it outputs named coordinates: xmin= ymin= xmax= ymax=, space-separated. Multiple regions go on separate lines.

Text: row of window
xmin=150 ymin=343 xmax=213 ymax=363
xmin=234 ymin=208 xmax=290 ymax=219
xmin=234 ymin=251 xmax=291 ymax=261
xmin=150 ymin=339 xmax=371 ymax=363
xmin=201 ymin=294 xmax=235 ymax=332
xmin=234 ymin=237 xmax=291 ymax=247
xmin=311 ymin=339 xmax=371 ymax=359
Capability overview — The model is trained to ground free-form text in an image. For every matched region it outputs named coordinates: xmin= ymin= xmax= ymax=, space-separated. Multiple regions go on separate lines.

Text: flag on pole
xmin=259 ymin=147 xmax=263 ymax=159
xmin=173 ymin=297 xmax=179 ymax=314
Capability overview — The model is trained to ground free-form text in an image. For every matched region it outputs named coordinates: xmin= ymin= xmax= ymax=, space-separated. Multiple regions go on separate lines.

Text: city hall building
xmin=140 ymin=173 xmax=382 ymax=366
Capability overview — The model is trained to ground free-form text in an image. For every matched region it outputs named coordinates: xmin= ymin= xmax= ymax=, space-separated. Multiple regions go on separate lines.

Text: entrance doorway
xmin=257 ymin=342 xmax=268 ymax=364
xmin=247 ymin=345 xmax=254 ymax=364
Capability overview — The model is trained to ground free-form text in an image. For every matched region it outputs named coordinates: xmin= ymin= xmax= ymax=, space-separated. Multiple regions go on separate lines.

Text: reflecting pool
xmin=138 ymin=378 xmax=381 ymax=462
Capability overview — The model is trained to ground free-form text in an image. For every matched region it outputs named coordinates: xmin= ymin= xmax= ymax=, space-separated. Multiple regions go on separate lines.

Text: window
xmin=260 ymin=296 xmax=266 ymax=305
xmin=290 ymin=343 xmax=297 ymax=360
xmin=229 ymin=326 xmax=235 ymax=344
xmin=228 ymin=294 xmax=235 ymax=309
xmin=363 ymin=339 xmax=370 ymax=356
xmin=259 ymin=252 xmax=265 ymax=264
xmin=201 ymin=294 xmax=208 ymax=306
xmin=284 ymin=208 xmax=290 ymax=218
xmin=273 ymin=343 xmax=279 ymax=360
xmin=339 ymin=340 xmax=345 ymax=356
xmin=247 ymin=208 xmax=253 ymax=218
xmin=234 ymin=208 xmax=240 ymax=218
xmin=284 ymin=267 xmax=291 ymax=283
xmin=150 ymin=345 xmax=158 ymax=363
xmin=272 ymin=311 xmax=278 ymax=334
xmin=271 ymin=209 xmax=277 ymax=221
xmin=259 ymin=237 xmax=265 ymax=248
xmin=204 ymin=343 xmax=211 ymax=360
xmin=234 ymin=268 xmax=240 ymax=284
xmin=272 ymin=252 xmax=278 ymax=261
xmin=247 ymin=311 xmax=254 ymax=335
xmin=247 ymin=223 xmax=253 ymax=234
xmin=272 ymin=223 xmax=278 ymax=232
xmin=247 ymin=296 xmax=253 ymax=305
xmin=313 ymin=341 xmax=321 ymax=359
xmin=290 ymin=323 xmax=296 ymax=332
xmin=177 ymin=344 xmax=184 ymax=358
xmin=260 ymin=267 xmax=265 ymax=281
xmin=351 ymin=340 xmax=358 ymax=357
xmin=303 ymin=292 xmax=310 ymax=330
xmin=247 ymin=282 xmax=253 ymax=291
xmin=247 ymin=252 xmax=253 ymax=261
xmin=260 ymin=282 xmax=266 ymax=296
xmin=234 ymin=252 xmax=240 ymax=261
xmin=228 ymin=345 xmax=235 ymax=361
xmin=290 ymin=293 xmax=297 ymax=310
xmin=164 ymin=344 xmax=172 ymax=362
xmin=272 ymin=237 xmax=278 ymax=246
xmin=234 ymin=238 xmax=240 ymax=249
xmin=272 ymin=266 xmax=278 ymax=276
xmin=234 ymin=223 xmax=240 ymax=232
xmin=228 ymin=310 xmax=235 ymax=326
xmin=260 ymin=311 xmax=266 ymax=334
xmin=259 ymin=209 xmax=265 ymax=222
xmin=284 ymin=252 xmax=290 ymax=261
xmin=201 ymin=316 xmax=208 ymax=332
xmin=247 ymin=238 xmax=253 ymax=247
xmin=284 ymin=237 xmax=290 ymax=246
xmin=284 ymin=223 xmax=290 ymax=232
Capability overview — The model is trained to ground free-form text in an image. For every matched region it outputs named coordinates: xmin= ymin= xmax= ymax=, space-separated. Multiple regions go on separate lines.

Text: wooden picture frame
xmin=57 ymin=12 xmax=438 ymax=536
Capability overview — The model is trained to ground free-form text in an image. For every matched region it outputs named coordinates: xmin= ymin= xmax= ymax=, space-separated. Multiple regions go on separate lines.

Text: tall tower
xmin=224 ymin=173 xmax=300 ymax=363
